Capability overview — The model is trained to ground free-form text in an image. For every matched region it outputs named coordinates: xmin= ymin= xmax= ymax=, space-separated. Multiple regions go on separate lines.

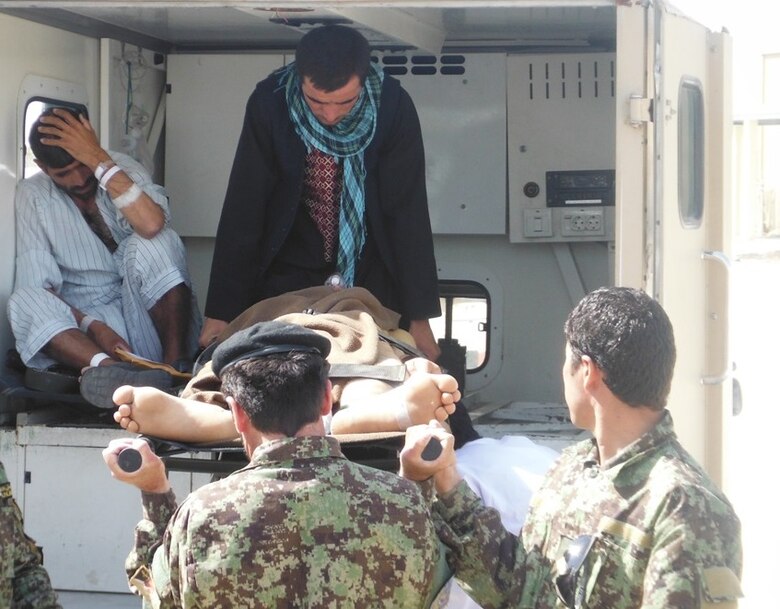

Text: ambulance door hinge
xmin=629 ymin=95 xmax=653 ymax=127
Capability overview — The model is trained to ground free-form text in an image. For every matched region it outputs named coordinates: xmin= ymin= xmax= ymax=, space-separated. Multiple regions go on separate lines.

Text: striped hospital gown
xmin=8 ymin=151 xmax=200 ymax=368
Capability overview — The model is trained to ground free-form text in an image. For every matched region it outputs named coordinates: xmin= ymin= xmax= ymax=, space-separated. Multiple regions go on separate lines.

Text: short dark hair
xmin=29 ymin=107 xmax=81 ymax=169
xmin=564 ymin=287 xmax=676 ymax=410
xmin=220 ymin=352 xmax=330 ymax=436
xmin=295 ymin=25 xmax=371 ymax=90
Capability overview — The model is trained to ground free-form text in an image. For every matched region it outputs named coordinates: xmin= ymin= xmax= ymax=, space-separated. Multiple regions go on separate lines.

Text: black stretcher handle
xmin=117 ymin=447 xmax=143 ymax=473
xmin=421 ymin=437 xmax=443 ymax=461
xmin=117 ymin=438 xmax=153 ymax=473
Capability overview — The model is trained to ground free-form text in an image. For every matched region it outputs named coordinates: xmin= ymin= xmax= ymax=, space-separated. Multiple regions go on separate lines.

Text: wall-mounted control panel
xmin=507 ymin=53 xmax=616 ymax=243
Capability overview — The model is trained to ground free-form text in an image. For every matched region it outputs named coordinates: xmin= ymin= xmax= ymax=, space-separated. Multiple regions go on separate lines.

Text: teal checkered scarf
xmin=278 ymin=62 xmax=383 ymax=287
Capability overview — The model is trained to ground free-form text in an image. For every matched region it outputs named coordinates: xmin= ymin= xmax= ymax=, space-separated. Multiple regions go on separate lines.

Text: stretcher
xmin=137 ymin=431 xmax=408 ymax=475
xmin=2 ymin=360 xmax=410 ymax=471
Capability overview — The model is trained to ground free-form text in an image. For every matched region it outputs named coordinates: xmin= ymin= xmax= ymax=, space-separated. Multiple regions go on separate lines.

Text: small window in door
xmin=429 ymin=281 xmax=489 ymax=372
xmin=22 ymin=98 xmax=89 ymax=179
xmin=678 ymin=78 xmax=704 ymax=228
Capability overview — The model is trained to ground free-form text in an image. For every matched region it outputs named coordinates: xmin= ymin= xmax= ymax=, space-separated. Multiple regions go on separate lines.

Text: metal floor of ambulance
xmin=469 ymin=400 xmax=584 ymax=451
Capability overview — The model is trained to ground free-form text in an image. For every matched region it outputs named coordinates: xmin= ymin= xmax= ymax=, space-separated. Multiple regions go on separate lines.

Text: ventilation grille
xmin=373 ymin=54 xmax=467 ymax=77
xmin=525 ymin=58 xmax=615 ymax=100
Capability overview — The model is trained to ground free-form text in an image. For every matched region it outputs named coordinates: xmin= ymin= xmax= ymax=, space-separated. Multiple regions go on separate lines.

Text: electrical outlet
xmin=561 ymin=208 xmax=605 ymax=237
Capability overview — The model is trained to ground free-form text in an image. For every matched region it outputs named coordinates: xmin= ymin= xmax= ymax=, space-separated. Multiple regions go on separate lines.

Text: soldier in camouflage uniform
xmin=401 ymin=287 xmax=743 ymax=609
xmin=0 ymin=460 xmax=62 ymax=609
xmin=104 ymin=320 xmax=448 ymax=608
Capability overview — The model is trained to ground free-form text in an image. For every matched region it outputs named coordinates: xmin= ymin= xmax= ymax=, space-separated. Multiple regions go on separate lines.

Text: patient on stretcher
xmin=112 ymin=356 xmax=460 ymax=443
xmin=93 ymin=286 xmax=471 ymax=444
xmin=97 ymin=285 xmax=560 ymax=609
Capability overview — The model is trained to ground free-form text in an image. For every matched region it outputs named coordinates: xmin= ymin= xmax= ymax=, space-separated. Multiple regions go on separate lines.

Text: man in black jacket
xmin=201 ymin=25 xmax=442 ymax=360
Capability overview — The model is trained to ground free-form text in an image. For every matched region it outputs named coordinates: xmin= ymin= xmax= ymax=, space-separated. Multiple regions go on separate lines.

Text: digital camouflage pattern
xmin=435 ymin=412 xmax=743 ymax=609
xmin=129 ymin=435 xmax=444 ymax=608
xmin=0 ymin=461 xmax=62 ymax=609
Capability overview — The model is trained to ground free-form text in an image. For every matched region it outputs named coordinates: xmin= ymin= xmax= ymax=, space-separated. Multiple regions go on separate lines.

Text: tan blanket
xmin=222 ymin=285 xmax=401 ymax=335
xmin=182 ymin=286 xmax=412 ymax=406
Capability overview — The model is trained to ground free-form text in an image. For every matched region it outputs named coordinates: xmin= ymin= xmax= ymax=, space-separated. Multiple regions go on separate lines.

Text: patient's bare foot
xmin=112 ymin=385 xmax=238 ymax=443
xmin=331 ymin=370 xmax=460 ymax=434
xmin=399 ymin=373 xmax=460 ymax=425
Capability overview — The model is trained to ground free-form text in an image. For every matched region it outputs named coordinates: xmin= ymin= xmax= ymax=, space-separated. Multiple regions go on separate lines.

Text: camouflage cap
xmin=212 ymin=320 xmax=331 ymax=377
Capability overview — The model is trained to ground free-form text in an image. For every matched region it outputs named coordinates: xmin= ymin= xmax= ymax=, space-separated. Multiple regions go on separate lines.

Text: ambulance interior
xmin=0 ymin=3 xmax=722 ymax=600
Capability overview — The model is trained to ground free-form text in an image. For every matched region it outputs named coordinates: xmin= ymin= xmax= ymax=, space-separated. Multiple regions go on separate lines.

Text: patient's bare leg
xmin=330 ymin=370 xmax=460 ymax=435
xmin=112 ymin=355 xmax=460 ymax=440
xmin=112 ymin=385 xmax=238 ymax=443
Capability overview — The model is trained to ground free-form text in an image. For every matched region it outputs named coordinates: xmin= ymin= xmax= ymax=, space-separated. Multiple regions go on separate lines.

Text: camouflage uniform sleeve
xmin=125 ymin=489 xmax=177 ymax=604
xmin=417 ymin=476 xmax=437 ymax=505
xmin=0 ymin=473 xmax=62 ymax=609
xmin=434 ymin=479 xmax=525 ymax=609
xmin=639 ymin=487 xmax=742 ymax=609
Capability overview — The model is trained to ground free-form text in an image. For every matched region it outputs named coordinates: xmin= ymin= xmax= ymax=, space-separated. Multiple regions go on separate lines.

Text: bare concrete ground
xmin=726 ymin=239 xmax=780 ymax=609
xmin=57 ymin=591 xmax=138 ymax=608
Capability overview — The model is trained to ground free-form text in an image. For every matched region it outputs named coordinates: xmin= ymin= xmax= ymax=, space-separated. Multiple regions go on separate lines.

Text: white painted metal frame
xmin=16 ymin=74 xmax=87 ymax=180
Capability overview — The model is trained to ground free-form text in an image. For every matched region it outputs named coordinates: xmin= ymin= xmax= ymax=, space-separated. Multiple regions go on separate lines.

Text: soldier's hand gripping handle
xmin=103 ymin=437 xmax=170 ymax=494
